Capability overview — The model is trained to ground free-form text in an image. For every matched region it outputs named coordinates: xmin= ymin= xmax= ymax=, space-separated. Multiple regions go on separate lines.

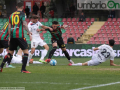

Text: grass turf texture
xmin=0 ymin=57 xmax=120 ymax=90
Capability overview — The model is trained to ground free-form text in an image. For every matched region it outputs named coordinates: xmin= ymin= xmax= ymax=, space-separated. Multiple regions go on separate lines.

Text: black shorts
xmin=9 ymin=38 xmax=28 ymax=50
xmin=0 ymin=40 xmax=8 ymax=48
xmin=52 ymin=39 xmax=66 ymax=48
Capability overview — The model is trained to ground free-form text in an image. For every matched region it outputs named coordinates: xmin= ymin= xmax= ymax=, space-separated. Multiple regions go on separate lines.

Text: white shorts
xmin=87 ymin=54 xmax=101 ymax=66
xmin=31 ymin=39 xmax=46 ymax=48
xmin=11 ymin=55 xmax=22 ymax=64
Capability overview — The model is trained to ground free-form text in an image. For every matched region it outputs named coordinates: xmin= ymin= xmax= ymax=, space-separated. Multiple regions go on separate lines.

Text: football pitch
xmin=0 ymin=57 xmax=120 ymax=90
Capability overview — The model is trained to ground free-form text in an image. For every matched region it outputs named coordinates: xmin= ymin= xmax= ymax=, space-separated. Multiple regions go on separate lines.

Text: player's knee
xmin=46 ymin=46 xmax=49 ymax=50
xmin=53 ymin=46 xmax=57 ymax=50
xmin=44 ymin=44 xmax=49 ymax=50
xmin=7 ymin=53 xmax=13 ymax=59
xmin=62 ymin=48 xmax=66 ymax=51
xmin=23 ymin=53 xmax=28 ymax=57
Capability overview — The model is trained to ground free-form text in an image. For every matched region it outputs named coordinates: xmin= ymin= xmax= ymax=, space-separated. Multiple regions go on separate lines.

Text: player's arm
xmin=8 ymin=23 xmax=11 ymax=41
xmin=60 ymin=25 xmax=68 ymax=29
xmin=95 ymin=45 xmax=104 ymax=51
xmin=27 ymin=24 xmax=32 ymax=35
xmin=23 ymin=21 xmax=32 ymax=41
xmin=41 ymin=25 xmax=53 ymax=31
xmin=110 ymin=60 xmax=119 ymax=66
xmin=93 ymin=48 xmax=99 ymax=51
xmin=23 ymin=21 xmax=31 ymax=34
xmin=37 ymin=28 xmax=45 ymax=32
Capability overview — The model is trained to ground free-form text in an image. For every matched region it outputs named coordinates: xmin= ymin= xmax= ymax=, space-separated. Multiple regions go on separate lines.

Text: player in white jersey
xmin=9 ymin=49 xmax=43 ymax=64
xmin=69 ymin=39 xmax=119 ymax=66
xmin=27 ymin=15 xmax=53 ymax=65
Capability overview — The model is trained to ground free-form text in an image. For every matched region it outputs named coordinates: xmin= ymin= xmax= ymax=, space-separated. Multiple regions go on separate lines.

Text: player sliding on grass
xmin=27 ymin=15 xmax=53 ymax=66
xmin=0 ymin=2 xmax=32 ymax=73
xmin=11 ymin=49 xmax=43 ymax=64
xmin=69 ymin=39 xmax=119 ymax=66
xmin=37 ymin=21 xmax=74 ymax=64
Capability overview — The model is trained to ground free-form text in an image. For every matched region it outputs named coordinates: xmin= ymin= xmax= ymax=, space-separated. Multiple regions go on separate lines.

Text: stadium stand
xmin=87 ymin=18 xmax=120 ymax=44
xmin=23 ymin=18 xmax=95 ymax=44
xmin=11 ymin=17 xmax=119 ymax=44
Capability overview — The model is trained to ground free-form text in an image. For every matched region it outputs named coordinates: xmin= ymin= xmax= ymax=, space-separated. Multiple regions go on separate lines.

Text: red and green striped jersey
xmin=46 ymin=26 xmax=62 ymax=40
xmin=0 ymin=22 xmax=9 ymax=40
xmin=9 ymin=11 xmax=25 ymax=38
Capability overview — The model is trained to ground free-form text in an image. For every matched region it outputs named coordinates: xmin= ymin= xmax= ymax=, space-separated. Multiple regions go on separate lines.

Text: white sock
xmin=33 ymin=61 xmax=43 ymax=64
xmin=40 ymin=49 xmax=48 ymax=60
xmin=72 ymin=63 xmax=82 ymax=66
xmin=27 ymin=53 xmax=33 ymax=64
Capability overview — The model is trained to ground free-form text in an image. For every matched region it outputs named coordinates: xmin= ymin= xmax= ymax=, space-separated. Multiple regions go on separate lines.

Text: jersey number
xmin=101 ymin=49 xmax=110 ymax=58
xmin=12 ymin=15 xmax=20 ymax=25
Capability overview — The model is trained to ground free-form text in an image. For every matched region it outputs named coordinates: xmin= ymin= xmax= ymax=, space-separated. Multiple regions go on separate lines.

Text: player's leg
xmin=18 ymin=38 xmax=31 ymax=73
xmin=4 ymin=48 xmax=9 ymax=57
xmin=45 ymin=40 xmax=57 ymax=63
xmin=27 ymin=48 xmax=35 ymax=64
xmin=0 ymin=41 xmax=4 ymax=54
xmin=0 ymin=50 xmax=14 ymax=71
xmin=22 ymin=49 xmax=30 ymax=73
xmin=69 ymin=55 xmax=101 ymax=66
xmin=27 ymin=39 xmax=38 ymax=65
xmin=30 ymin=61 xmax=43 ymax=64
xmin=0 ymin=39 xmax=16 ymax=72
xmin=69 ymin=62 xmax=88 ymax=66
xmin=0 ymin=40 xmax=8 ymax=58
xmin=39 ymin=40 xmax=49 ymax=63
xmin=3 ymin=40 xmax=15 ymax=67
xmin=61 ymin=47 xmax=74 ymax=64
xmin=0 ymin=48 xmax=3 ymax=54
xmin=58 ymin=39 xmax=74 ymax=64
xmin=41 ymin=44 xmax=49 ymax=59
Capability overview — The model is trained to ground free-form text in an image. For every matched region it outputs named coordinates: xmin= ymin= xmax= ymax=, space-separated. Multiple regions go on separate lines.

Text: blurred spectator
xmin=33 ymin=3 xmax=39 ymax=15
xmin=25 ymin=6 xmax=30 ymax=18
xmin=108 ymin=10 xmax=115 ymax=18
xmin=40 ymin=2 xmax=46 ymax=18
xmin=49 ymin=10 xmax=54 ymax=18
xmin=69 ymin=4 xmax=75 ymax=18
xmin=65 ymin=8 xmax=70 ymax=18
xmin=79 ymin=12 xmax=85 ymax=22
xmin=67 ymin=34 xmax=75 ymax=44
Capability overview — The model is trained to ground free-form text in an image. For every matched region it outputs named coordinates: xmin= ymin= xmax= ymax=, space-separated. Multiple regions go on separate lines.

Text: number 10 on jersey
xmin=12 ymin=15 xmax=20 ymax=25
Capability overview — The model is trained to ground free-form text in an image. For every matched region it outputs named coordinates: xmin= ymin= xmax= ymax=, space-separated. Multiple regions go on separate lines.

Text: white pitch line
xmin=72 ymin=81 xmax=120 ymax=90
xmin=0 ymin=82 xmax=91 ymax=85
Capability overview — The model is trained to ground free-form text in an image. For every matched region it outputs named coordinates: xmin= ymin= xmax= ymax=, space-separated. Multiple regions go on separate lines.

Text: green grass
xmin=0 ymin=57 xmax=120 ymax=90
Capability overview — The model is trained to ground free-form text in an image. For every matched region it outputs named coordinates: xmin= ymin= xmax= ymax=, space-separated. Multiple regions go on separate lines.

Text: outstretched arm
xmin=41 ymin=25 xmax=53 ymax=31
xmin=110 ymin=60 xmax=120 ymax=66
xmin=37 ymin=28 xmax=46 ymax=32
xmin=93 ymin=48 xmax=99 ymax=51
xmin=60 ymin=25 xmax=68 ymax=29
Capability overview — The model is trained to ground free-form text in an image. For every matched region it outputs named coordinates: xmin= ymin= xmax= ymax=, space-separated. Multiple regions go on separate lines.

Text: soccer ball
xmin=50 ymin=59 xmax=57 ymax=66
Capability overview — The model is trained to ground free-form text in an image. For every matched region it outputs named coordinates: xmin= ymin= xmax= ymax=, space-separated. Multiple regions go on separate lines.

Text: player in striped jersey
xmin=0 ymin=22 xmax=15 ymax=68
xmin=0 ymin=2 xmax=32 ymax=73
xmin=0 ymin=21 xmax=9 ymax=54
xmin=38 ymin=21 xmax=74 ymax=64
